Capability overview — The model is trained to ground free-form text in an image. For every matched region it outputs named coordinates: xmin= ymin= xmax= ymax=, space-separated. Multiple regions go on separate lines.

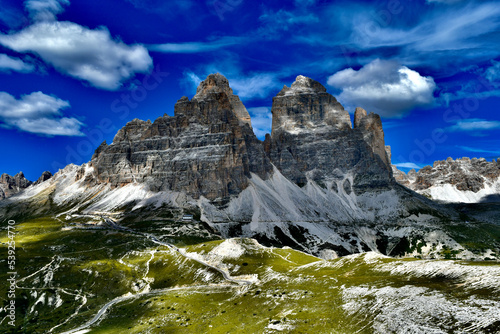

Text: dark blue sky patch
xmin=0 ymin=0 xmax=499 ymax=179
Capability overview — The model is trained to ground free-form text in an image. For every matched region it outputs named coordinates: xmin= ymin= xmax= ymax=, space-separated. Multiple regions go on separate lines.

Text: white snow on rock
xmin=423 ymin=179 xmax=500 ymax=203
xmin=342 ymin=284 xmax=500 ymax=333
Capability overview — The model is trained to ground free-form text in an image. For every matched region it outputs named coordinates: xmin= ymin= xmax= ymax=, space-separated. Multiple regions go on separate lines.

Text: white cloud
xmin=0 ymin=91 xmax=84 ymax=136
xmin=347 ymin=2 xmax=500 ymax=69
xmin=485 ymin=60 xmax=500 ymax=84
xmin=394 ymin=162 xmax=422 ymax=170
xmin=447 ymin=119 xmax=500 ymax=133
xmin=457 ymin=146 xmax=500 ymax=155
xmin=149 ymin=37 xmax=240 ymax=53
xmin=25 ymin=0 xmax=69 ymax=22
xmin=327 ymin=59 xmax=436 ymax=117
xmin=0 ymin=54 xmax=35 ymax=73
xmin=230 ymin=73 xmax=282 ymax=100
xmin=0 ymin=21 xmax=153 ymax=90
xmin=247 ymin=107 xmax=272 ymax=138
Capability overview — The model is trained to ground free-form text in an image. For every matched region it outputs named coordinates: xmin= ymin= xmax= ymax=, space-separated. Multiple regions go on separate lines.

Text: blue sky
xmin=0 ymin=0 xmax=499 ymax=180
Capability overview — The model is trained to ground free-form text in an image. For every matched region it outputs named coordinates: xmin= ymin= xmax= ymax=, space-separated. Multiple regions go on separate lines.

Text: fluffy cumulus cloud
xmin=0 ymin=91 xmax=84 ymax=136
xmin=327 ymin=59 xmax=436 ymax=117
xmin=25 ymin=0 xmax=69 ymax=22
xmin=247 ymin=107 xmax=272 ymax=138
xmin=0 ymin=54 xmax=35 ymax=73
xmin=0 ymin=21 xmax=153 ymax=90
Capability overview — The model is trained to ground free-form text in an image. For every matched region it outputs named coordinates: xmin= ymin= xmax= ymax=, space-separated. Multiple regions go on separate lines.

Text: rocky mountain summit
xmin=90 ymin=74 xmax=394 ymax=203
xmin=393 ymin=157 xmax=500 ymax=203
xmin=0 ymin=172 xmax=32 ymax=199
xmin=1 ymin=74 xmax=498 ymax=259
xmin=0 ymin=171 xmax=53 ymax=199
xmin=264 ymin=76 xmax=392 ymax=192
xmin=91 ymin=73 xmax=272 ymax=203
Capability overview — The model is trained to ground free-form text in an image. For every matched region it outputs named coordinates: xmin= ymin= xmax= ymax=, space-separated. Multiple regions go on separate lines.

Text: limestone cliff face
xmin=34 ymin=171 xmax=52 ymax=186
xmin=354 ymin=107 xmax=391 ymax=170
xmin=265 ymin=76 xmax=393 ymax=192
xmin=270 ymin=75 xmax=352 ymax=133
xmin=394 ymin=157 xmax=500 ymax=200
xmin=91 ymin=74 xmax=272 ymax=202
xmin=91 ymin=73 xmax=394 ymax=203
xmin=193 ymin=73 xmax=252 ymax=126
xmin=0 ymin=172 xmax=32 ymax=199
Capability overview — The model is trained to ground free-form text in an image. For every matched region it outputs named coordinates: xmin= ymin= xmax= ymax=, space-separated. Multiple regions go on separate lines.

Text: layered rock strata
xmin=91 ymin=73 xmax=394 ymax=204
xmin=393 ymin=157 xmax=500 ymax=202
xmin=264 ymin=76 xmax=392 ymax=192
xmin=0 ymin=172 xmax=32 ymax=199
xmin=91 ymin=73 xmax=272 ymax=202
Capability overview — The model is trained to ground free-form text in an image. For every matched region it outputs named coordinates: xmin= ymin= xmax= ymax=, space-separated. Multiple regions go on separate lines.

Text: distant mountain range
xmin=1 ymin=74 xmax=499 ymax=260
xmin=393 ymin=157 xmax=500 ymax=203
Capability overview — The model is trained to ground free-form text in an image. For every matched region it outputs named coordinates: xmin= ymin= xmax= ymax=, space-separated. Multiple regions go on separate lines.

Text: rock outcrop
xmin=264 ymin=76 xmax=392 ymax=191
xmin=34 ymin=171 xmax=53 ymax=186
xmin=91 ymin=73 xmax=272 ymax=203
xmin=3 ymin=73 xmax=494 ymax=259
xmin=0 ymin=172 xmax=32 ymax=199
xmin=394 ymin=157 xmax=500 ymax=202
xmin=193 ymin=73 xmax=252 ymax=126
xmin=90 ymin=74 xmax=395 ymax=203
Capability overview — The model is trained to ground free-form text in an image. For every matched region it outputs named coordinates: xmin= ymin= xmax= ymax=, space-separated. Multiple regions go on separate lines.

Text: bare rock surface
xmin=265 ymin=76 xmax=393 ymax=192
xmin=91 ymin=74 xmax=272 ymax=202
xmin=393 ymin=157 xmax=500 ymax=202
xmin=0 ymin=172 xmax=32 ymax=199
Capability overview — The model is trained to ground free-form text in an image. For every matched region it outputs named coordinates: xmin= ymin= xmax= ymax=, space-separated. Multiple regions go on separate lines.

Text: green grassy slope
xmin=1 ymin=217 xmax=499 ymax=334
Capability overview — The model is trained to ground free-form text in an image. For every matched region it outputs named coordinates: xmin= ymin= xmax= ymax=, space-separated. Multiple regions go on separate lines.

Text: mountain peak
xmin=272 ymin=75 xmax=350 ymax=135
xmin=193 ymin=73 xmax=233 ymax=99
xmin=279 ymin=75 xmax=327 ymax=96
xmin=186 ymin=73 xmax=251 ymax=127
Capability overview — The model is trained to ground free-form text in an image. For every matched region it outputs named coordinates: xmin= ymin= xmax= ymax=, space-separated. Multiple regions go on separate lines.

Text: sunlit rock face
xmin=393 ymin=157 xmax=500 ymax=203
xmin=265 ymin=75 xmax=393 ymax=192
xmin=0 ymin=172 xmax=32 ymax=199
xmin=90 ymin=74 xmax=272 ymax=202
xmin=91 ymin=73 xmax=395 ymax=204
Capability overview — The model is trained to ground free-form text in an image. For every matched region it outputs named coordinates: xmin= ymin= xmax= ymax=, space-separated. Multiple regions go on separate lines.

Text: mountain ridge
xmin=0 ymin=73 xmax=498 ymax=260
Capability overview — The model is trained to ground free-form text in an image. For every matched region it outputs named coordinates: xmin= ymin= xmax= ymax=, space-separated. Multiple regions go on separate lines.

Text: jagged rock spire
xmin=353 ymin=107 xmax=391 ymax=169
xmin=271 ymin=75 xmax=351 ymax=135
xmin=187 ymin=73 xmax=252 ymax=127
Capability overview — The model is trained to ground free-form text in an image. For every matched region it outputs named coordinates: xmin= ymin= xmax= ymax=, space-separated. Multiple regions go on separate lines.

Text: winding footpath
xmin=59 ymin=213 xmax=253 ymax=334
xmin=60 ymin=285 xmax=229 ymax=334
